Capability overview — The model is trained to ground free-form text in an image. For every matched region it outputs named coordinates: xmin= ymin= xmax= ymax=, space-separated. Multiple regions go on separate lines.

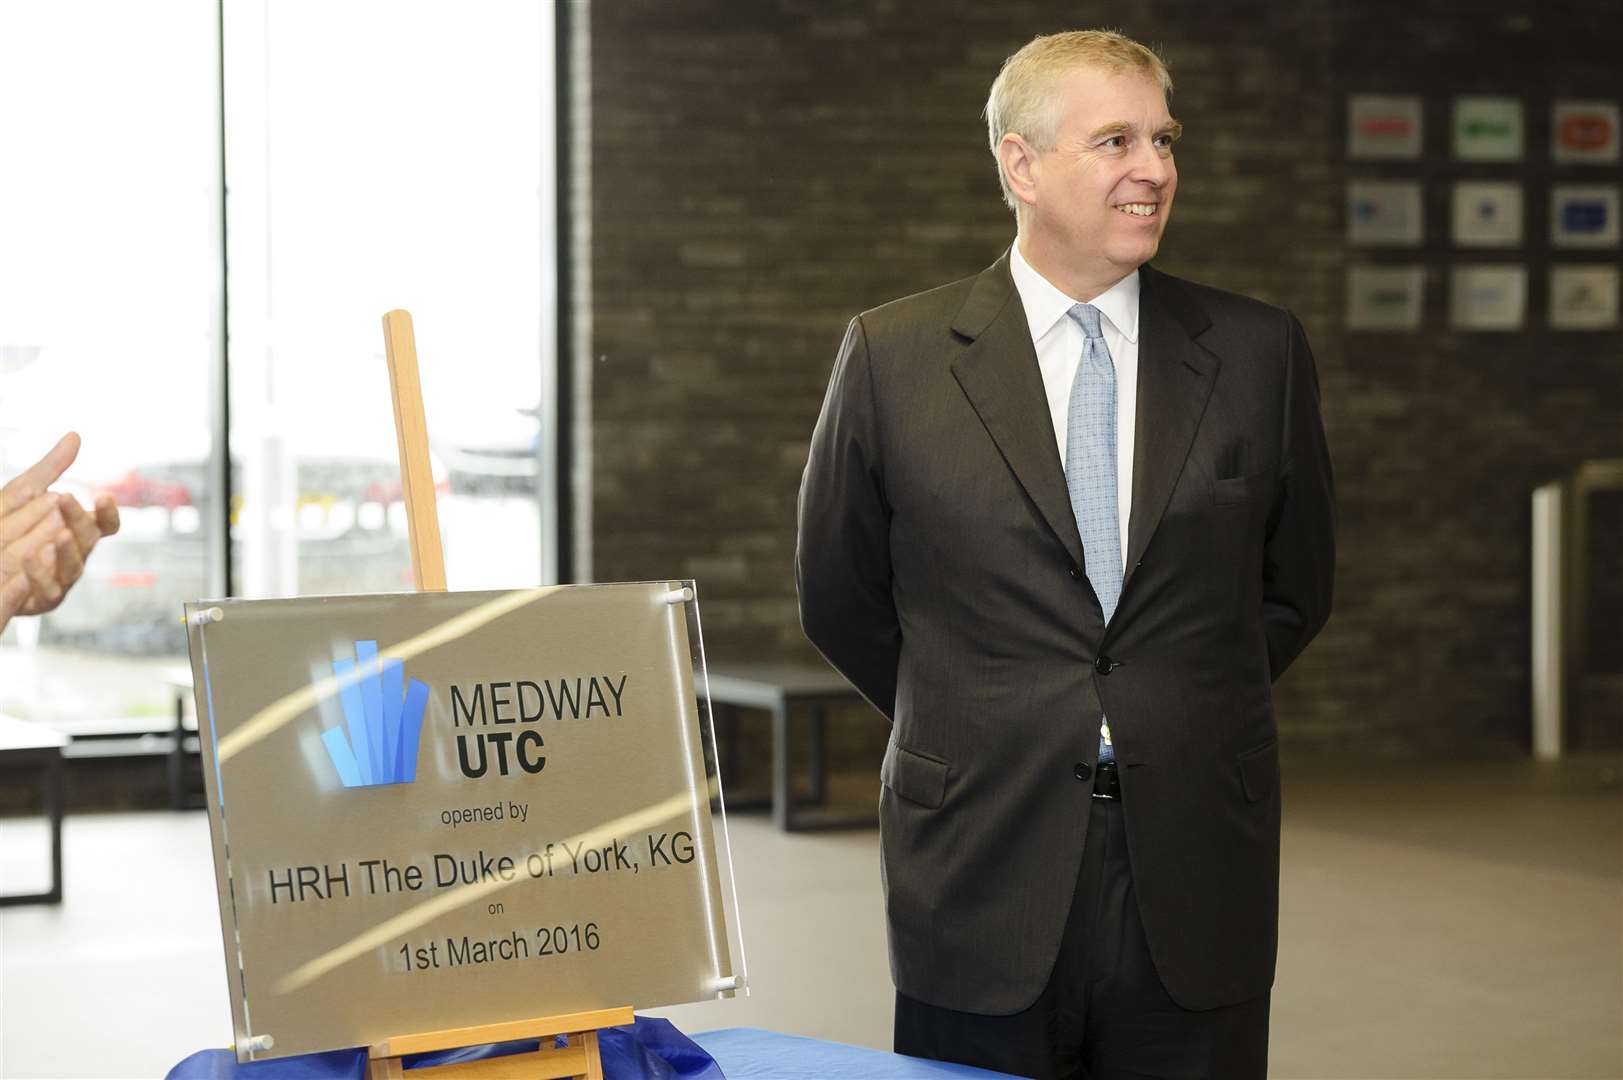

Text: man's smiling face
xmin=1025 ymin=66 xmax=1180 ymax=296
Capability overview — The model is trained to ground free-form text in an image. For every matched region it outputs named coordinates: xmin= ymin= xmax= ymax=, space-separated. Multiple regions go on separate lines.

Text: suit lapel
xmin=1121 ymin=265 xmax=1219 ymax=598
xmin=949 ymin=254 xmax=1085 ymax=570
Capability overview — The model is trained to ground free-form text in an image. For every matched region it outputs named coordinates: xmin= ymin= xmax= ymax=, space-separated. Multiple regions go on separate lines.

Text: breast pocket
xmin=1212 ymin=467 xmax=1274 ymax=507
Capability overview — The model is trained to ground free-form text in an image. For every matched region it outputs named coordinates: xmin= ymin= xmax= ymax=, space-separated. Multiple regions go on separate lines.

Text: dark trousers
xmin=894 ymin=798 xmax=1270 ymax=1080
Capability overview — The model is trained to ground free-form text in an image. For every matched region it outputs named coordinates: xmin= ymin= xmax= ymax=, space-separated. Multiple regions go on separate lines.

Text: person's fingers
xmin=10 ymin=503 xmax=66 ymax=608
xmin=0 ymin=492 xmax=62 ymax=545
xmin=20 ymin=540 xmax=62 ymax=610
xmin=94 ymin=495 xmax=121 ymax=537
xmin=1 ymin=457 xmax=111 ymax=623
xmin=7 ymin=501 xmax=67 ymax=557
xmin=52 ymin=527 xmax=85 ymax=591
xmin=2 ymin=432 xmax=80 ymax=508
xmin=0 ymin=480 xmax=34 ymax=516
xmin=0 ymin=571 xmax=30 ymax=630
xmin=58 ymin=494 xmax=102 ymax=557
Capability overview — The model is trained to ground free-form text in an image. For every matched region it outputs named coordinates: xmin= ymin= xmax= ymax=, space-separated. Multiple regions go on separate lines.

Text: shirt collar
xmin=1009 ymin=241 xmax=1141 ymax=345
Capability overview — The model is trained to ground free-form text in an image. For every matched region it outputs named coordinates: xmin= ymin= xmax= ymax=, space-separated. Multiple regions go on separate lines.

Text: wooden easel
xmin=365 ymin=1006 xmax=636 ymax=1080
xmin=382 ymin=310 xmax=447 ymax=594
xmin=373 ymin=310 xmax=633 ymax=1079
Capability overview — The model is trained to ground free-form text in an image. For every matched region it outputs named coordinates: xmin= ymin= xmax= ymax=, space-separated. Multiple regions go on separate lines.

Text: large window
xmin=0 ymin=0 xmax=223 ymax=724
xmin=225 ymin=0 xmax=556 ymax=599
xmin=0 ymin=1 xmax=556 ymax=734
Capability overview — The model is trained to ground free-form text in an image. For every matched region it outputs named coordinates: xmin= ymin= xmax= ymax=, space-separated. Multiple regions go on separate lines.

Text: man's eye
xmin=1102 ymin=136 xmax=1127 ymax=148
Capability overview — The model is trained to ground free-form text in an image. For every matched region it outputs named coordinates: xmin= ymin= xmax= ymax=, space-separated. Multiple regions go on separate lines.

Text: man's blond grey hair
xmin=985 ymin=30 xmax=1173 ymax=212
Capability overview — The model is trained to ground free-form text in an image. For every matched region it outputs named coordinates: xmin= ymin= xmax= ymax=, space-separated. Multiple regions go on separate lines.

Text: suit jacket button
xmin=1069 ymin=565 xmax=1083 ymax=580
xmin=1074 ymin=762 xmax=1091 ymax=781
xmin=1094 ymin=655 xmax=1114 ymax=675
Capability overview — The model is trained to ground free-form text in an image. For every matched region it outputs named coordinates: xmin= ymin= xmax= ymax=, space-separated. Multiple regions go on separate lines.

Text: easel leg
xmin=582 ymin=1029 xmax=604 ymax=1080
xmin=367 ymin=1055 xmax=405 ymax=1079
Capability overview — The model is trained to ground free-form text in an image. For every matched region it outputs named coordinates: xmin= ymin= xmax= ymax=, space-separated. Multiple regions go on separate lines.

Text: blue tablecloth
xmin=166 ymin=1020 xmax=1016 ymax=1079
xmin=696 ymin=1028 xmax=1015 ymax=1078
xmin=165 ymin=1018 xmax=722 ymax=1080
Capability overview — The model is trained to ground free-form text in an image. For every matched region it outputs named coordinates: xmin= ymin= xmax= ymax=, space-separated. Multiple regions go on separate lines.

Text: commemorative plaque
xmin=186 ymin=581 xmax=746 ymax=1062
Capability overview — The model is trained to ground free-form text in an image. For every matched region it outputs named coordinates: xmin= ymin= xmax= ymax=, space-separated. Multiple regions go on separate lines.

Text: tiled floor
xmin=1 ymin=756 xmax=1619 ymax=1079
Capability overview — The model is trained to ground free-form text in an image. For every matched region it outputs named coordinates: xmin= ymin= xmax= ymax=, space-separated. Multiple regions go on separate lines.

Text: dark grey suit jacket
xmin=796 ymin=251 xmax=1335 ymax=1015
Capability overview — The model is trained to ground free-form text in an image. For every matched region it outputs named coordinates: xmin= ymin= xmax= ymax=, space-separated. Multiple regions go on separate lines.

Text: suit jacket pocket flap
xmin=1212 ymin=468 xmax=1272 ymax=505
xmin=1237 ymin=740 xmax=1279 ymax=803
xmin=881 ymin=742 xmax=950 ymax=808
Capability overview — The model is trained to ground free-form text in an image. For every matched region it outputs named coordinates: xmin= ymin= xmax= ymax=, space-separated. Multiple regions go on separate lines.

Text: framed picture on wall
xmin=1551 ymin=101 xmax=1620 ymax=164
xmin=1346 ymin=265 xmax=1426 ymax=330
xmin=1348 ymin=94 xmax=1423 ymax=159
xmin=1450 ymin=265 xmax=1527 ymax=330
xmin=1551 ymin=185 xmax=1621 ymax=249
xmin=1549 ymin=266 xmax=1620 ymax=330
xmin=1348 ymin=180 xmax=1424 ymax=246
xmin=1453 ymin=96 xmax=1523 ymax=162
xmin=1452 ymin=181 xmax=1523 ymax=247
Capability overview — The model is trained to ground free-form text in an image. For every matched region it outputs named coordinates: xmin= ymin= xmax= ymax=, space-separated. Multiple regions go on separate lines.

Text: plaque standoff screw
xmin=660 ymin=587 xmax=695 ymax=605
xmin=238 ymin=1034 xmax=275 ymax=1053
xmin=188 ymin=606 xmax=224 ymax=626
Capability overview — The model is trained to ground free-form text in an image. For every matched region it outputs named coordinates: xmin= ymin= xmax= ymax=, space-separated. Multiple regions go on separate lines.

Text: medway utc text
xmin=267 ymin=830 xmax=698 ymax=904
xmin=449 ymin=674 xmax=629 ymax=779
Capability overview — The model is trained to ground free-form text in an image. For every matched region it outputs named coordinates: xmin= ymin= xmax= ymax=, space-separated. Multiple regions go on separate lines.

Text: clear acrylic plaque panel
xmin=186 ymin=581 xmax=745 ymax=1061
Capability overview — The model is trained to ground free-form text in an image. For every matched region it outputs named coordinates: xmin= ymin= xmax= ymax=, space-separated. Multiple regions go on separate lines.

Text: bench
xmin=0 ymin=713 xmax=67 ymax=904
xmin=706 ymin=662 xmax=880 ymax=831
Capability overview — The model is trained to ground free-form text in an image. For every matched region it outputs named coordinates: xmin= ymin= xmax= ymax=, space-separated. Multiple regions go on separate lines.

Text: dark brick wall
xmin=580 ymin=0 xmax=1622 ymax=757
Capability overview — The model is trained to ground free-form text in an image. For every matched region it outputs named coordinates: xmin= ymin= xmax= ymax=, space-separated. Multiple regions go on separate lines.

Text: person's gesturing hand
xmin=0 ymin=433 xmax=122 ymax=631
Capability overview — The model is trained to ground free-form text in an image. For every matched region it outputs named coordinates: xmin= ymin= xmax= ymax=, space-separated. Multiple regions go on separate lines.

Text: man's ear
xmin=998 ymin=133 xmax=1040 ymax=211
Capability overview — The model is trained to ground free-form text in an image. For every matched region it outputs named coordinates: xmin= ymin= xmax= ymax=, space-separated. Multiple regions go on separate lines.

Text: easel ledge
xmin=374 ymin=310 xmax=633 ymax=1079
xmin=367 ymin=1006 xmax=635 ymax=1079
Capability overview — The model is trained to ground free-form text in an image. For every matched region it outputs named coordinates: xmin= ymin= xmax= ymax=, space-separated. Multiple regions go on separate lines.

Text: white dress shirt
xmin=1008 ymin=241 xmax=1138 ymax=571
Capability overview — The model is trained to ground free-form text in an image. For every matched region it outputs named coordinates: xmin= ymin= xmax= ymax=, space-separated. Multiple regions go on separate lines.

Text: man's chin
xmin=1107 ymin=238 xmax=1160 ymax=272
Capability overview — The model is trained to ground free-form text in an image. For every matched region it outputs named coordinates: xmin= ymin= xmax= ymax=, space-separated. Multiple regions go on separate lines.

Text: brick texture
xmin=581 ymin=0 xmax=1622 ymax=756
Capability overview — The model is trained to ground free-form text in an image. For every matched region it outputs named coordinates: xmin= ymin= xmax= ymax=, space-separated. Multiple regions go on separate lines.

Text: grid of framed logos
xmin=1345 ymin=94 xmax=1620 ymax=332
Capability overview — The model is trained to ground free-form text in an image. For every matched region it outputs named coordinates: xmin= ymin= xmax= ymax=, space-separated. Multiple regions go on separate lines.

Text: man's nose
xmin=1131 ymin=143 xmax=1172 ymax=186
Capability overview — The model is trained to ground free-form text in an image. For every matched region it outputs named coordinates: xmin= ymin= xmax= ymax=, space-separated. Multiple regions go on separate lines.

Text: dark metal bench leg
xmin=45 ymin=751 xmax=63 ymax=903
xmin=771 ymin=700 xmax=791 ymax=831
xmin=169 ymin=690 xmax=185 ymax=811
xmin=807 ymin=702 xmax=828 ymax=806
xmin=0 ymin=749 xmax=64 ymax=907
xmin=718 ymin=703 xmax=738 ymax=790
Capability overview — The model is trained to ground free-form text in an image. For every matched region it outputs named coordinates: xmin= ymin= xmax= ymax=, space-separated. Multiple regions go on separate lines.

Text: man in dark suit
xmin=796 ymin=29 xmax=1335 ymax=1079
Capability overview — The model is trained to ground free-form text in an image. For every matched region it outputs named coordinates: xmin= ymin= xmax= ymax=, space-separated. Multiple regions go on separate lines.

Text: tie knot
xmin=1069 ymin=303 xmax=1105 ymax=341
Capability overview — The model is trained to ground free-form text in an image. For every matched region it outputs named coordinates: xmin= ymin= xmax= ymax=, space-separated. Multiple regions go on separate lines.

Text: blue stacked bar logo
xmin=321 ymin=640 xmax=430 ymax=788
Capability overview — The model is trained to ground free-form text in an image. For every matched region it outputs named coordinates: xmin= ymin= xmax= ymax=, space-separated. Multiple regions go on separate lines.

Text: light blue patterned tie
xmin=1065 ymin=303 xmax=1121 ymax=765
